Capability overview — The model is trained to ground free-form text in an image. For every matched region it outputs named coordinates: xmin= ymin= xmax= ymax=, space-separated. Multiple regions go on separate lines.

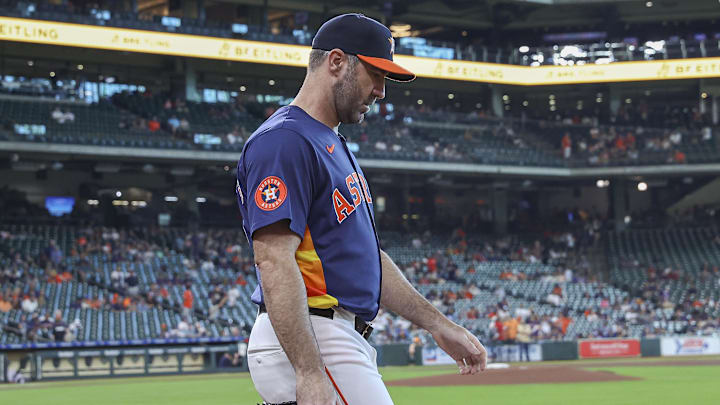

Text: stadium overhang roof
xmin=2 ymin=141 xmax=718 ymax=180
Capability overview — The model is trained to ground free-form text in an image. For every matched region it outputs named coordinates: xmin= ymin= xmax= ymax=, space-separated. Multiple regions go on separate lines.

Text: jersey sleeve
xmin=241 ymin=129 xmax=317 ymax=239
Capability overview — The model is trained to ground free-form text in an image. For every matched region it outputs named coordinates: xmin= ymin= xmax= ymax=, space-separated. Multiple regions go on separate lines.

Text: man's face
xmin=333 ymin=58 xmax=386 ymax=124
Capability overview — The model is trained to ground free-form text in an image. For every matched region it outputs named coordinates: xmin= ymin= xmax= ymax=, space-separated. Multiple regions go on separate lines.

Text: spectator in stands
xmin=503 ymin=315 xmax=518 ymax=344
xmin=21 ymin=293 xmax=38 ymax=313
xmin=52 ymin=310 xmax=67 ymax=342
xmin=179 ymin=118 xmax=190 ymax=132
xmin=148 ymin=116 xmax=161 ymax=132
xmin=0 ymin=293 xmax=11 ymax=313
xmin=46 ymin=239 xmax=63 ymax=265
xmin=219 ymin=352 xmax=243 ymax=368
xmin=167 ymin=115 xmax=180 ymax=134
xmin=562 ymin=132 xmax=572 ymax=159
xmin=183 ymin=284 xmax=194 ymax=318
xmin=126 ymin=270 xmax=139 ymax=296
xmin=517 ymin=318 xmax=531 ymax=361
xmin=63 ymin=109 xmax=75 ymax=123
xmin=51 ymin=107 xmax=64 ymax=123
xmin=672 ymin=149 xmax=686 ymax=164
xmin=111 ymin=266 xmax=125 ymax=290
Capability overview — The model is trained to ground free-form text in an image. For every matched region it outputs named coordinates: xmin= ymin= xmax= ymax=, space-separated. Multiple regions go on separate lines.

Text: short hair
xmin=308 ymin=49 xmax=359 ymax=72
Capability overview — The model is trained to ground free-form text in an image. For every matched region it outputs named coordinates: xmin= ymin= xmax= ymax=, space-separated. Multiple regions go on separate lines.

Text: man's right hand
xmin=296 ymin=371 xmax=342 ymax=405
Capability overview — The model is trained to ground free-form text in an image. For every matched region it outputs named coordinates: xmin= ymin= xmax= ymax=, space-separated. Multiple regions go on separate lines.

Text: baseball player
xmin=235 ymin=13 xmax=487 ymax=405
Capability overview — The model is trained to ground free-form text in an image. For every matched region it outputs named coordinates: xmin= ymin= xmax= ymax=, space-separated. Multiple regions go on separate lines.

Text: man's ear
xmin=327 ymin=48 xmax=346 ymax=78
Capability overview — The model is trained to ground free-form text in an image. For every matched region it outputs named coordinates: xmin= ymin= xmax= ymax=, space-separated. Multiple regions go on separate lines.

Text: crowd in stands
xmin=2 ymin=215 xmax=719 ymax=348
xmin=0 ymin=224 xmax=256 ymax=343
xmin=3 ymin=75 xmax=718 ymax=167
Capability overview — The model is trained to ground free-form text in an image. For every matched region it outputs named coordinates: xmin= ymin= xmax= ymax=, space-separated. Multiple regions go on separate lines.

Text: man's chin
xmin=341 ymin=112 xmax=364 ymax=125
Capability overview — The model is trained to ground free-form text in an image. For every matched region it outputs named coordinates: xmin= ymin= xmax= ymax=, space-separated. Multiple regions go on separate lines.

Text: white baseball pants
xmin=247 ymin=307 xmax=394 ymax=405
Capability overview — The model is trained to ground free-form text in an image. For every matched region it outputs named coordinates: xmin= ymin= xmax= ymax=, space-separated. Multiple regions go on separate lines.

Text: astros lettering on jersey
xmin=235 ymin=105 xmax=382 ymax=322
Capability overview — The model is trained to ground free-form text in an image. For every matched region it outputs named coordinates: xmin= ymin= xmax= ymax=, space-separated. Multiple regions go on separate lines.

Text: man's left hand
xmin=431 ymin=321 xmax=487 ymax=375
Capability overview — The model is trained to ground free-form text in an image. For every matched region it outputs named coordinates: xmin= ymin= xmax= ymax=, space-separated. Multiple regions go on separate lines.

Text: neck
xmin=290 ymin=75 xmax=339 ymax=130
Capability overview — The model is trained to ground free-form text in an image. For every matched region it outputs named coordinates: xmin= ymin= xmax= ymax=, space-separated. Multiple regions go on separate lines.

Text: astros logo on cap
xmin=255 ymin=176 xmax=287 ymax=211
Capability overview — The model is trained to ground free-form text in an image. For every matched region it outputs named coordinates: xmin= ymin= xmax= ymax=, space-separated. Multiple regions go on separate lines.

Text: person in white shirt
xmin=21 ymin=295 xmax=38 ymax=313
xmin=51 ymin=107 xmax=64 ymax=123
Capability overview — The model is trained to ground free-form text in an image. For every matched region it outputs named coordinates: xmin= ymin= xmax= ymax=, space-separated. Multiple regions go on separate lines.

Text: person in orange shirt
xmin=183 ymin=284 xmax=194 ymax=318
xmin=503 ymin=316 xmax=518 ymax=344
xmin=0 ymin=293 xmax=12 ymax=313
xmin=557 ymin=313 xmax=572 ymax=336
xmin=674 ymin=149 xmax=686 ymax=164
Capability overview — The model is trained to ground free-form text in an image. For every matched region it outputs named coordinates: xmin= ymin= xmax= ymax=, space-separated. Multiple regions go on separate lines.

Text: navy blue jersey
xmin=236 ymin=105 xmax=382 ymax=321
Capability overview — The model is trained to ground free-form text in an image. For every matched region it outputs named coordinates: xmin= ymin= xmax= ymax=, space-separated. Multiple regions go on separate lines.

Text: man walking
xmin=235 ymin=13 xmax=487 ymax=405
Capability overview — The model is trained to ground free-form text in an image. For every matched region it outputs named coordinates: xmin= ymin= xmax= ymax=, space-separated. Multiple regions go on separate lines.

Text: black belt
xmin=258 ymin=303 xmax=373 ymax=340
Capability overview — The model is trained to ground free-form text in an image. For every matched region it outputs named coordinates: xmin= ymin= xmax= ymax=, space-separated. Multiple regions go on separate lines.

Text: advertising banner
xmin=578 ymin=339 xmax=641 ymax=359
xmin=660 ymin=336 xmax=720 ymax=356
xmin=422 ymin=343 xmax=541 ymax=365
xmin=2 ymin=17 xmax=720 ymax=85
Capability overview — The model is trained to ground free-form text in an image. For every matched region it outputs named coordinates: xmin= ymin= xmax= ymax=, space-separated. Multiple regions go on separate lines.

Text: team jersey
xmin=235 ymin=105 xmax=382 ymax=322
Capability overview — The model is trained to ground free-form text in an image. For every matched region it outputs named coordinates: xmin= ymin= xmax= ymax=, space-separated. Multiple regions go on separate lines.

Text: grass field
xmin=2 ymin=356 xmax=720 ymax=404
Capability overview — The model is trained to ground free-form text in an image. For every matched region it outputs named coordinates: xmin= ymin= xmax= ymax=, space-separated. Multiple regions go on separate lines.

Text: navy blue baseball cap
xmin=312 ymin=13 xmax=416 ymax=82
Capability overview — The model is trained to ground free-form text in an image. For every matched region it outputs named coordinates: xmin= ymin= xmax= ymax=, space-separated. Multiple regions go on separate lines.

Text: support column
xmin=402 ymin=175 xmax=411 ymax=228
xmin=611 ymin=178 xmax=628 ymax=232
xmin=490 ymin=85 xmax=505 ymax=118
xmin=492 ymin=185 xmax=508 ymax=235
xmin=609 ymin=85 xmax=622 ymax=118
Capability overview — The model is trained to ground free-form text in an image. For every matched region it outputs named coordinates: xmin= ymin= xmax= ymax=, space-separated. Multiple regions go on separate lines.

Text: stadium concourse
xmin=1 ymin=87 xmax=717 ymax=167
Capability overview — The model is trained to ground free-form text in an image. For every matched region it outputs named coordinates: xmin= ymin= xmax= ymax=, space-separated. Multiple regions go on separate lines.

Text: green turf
xmin=2 ymin=359 xmax=720 ymax=405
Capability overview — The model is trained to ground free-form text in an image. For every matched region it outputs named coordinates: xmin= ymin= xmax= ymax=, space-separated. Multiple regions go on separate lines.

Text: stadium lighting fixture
xmin=417 ymin=99 xmax=423 ymax=105
xmin=115 ymin=191 xmax=122 ymax=198
xmin=77 ymin=64 xmax=84 ymax=70
xmin=624 ymin=216 xmax=632 ymax=224
xmin=268 ymin=80 xmax=275 ymax=86
xmin=112 ymin=200 xmax=129 ymax=206
xmin=448 ymin=93 xmax=455 ymax=100
xmin=646 ymin=1 xmax=653 ymax=7
xmin=49 ymin=71 xmax=55 ymax=77
xmin=519 ymin=46 xmax=530 ymax=53
xmin=596 ymin=97 xmax=603 ymax=103
xmin=131 ymin=201 xmax=147 ymax=207
xmin=523 ymin=100 xmax=529 ymax=107
xmin=164 ymin=196 xmax=179 ymax=202
xmin=239 ymin=86 xmax=246 ymax=92
xmin=87 ymin=200 xmax=99 ymax=205
xmin=27 ymin=60 xmax=34 ymax=66
xmin=195 ymin=197 xmax=207 ymax=203
xmin=596 ymin=179 xmax=610 ymax=188
xmin=637 ymin=182 xmax=648 ymax=191
xmin=702 ymin=93 xmax=708 ymax=99
xmin=224 ymin=165 xmax=230 ymax=171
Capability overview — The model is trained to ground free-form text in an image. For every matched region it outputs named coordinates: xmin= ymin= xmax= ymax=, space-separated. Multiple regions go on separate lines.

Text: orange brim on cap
xmin=357 ymin=54 xmax=416 ymax=82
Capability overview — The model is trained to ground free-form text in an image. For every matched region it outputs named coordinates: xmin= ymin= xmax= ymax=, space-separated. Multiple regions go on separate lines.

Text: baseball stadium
xmin=2 ymin=0 xmax=720 ymax=404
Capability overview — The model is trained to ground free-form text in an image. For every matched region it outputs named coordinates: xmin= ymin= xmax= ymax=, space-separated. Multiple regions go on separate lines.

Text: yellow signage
xmin=2 ymin=16 xmax=720 ymax=86
xmin=0 ymin=16 xmax=311 ymax=67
